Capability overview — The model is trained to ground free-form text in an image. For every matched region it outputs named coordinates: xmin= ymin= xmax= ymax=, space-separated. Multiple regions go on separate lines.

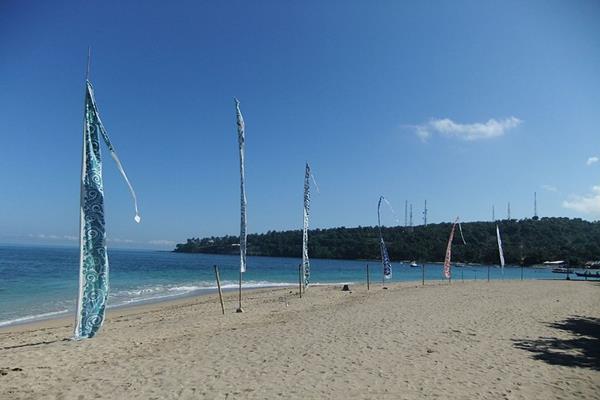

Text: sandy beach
xmin=1 ymin=280 xmax=598 ymax=399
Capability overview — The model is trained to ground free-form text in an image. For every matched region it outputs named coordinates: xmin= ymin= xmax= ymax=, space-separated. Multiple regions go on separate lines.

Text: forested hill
xmin=173 ymin=217 xmax=600 ymax=266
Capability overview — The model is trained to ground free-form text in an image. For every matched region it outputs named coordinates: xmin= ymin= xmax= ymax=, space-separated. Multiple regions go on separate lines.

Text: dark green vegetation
xmin=174 ymin=217 xmax=600 ymax=266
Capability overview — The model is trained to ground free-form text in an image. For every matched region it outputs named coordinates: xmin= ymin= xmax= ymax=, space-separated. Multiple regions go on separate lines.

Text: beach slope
xmin=1 ymin=280 xmax=598 ymax=399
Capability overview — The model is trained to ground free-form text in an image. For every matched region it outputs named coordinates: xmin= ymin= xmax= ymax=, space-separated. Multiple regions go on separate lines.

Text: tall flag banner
xmin=235 ymin=98 xmax=247 ymax=273
xmin=377 ymin=196 xmax=392 ymax=279
xmin=302 ymin=162 xmax=311 ymax=287
xmin=496 ymin=225 xmax=505 ymax=272
xmin=443 ymin=218 xmax=459 ymax=279
xmin=75 ymin=80 xmax=140 ymax=339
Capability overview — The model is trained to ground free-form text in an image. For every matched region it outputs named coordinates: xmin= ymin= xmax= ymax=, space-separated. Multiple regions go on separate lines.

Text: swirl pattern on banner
xmin=302 ymin=162 xmax=311 ymax=287
xmin=377 ymin=196 xmax=393 ymax=280
xmin=75 ymin=81 xmax=109 ymax=339
xmin=74 ymin=80 xmax=139 ymax=339
xmin=379 ymin=237 xmax=392 ymax=279
xmin=235 ymin=98 xmax=247 ymax=273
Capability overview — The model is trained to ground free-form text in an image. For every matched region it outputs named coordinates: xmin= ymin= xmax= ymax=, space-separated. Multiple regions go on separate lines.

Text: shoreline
xmin=0 ymin=284 xmax=296 ymax=333
xmin=1 ymin=279 xmax=459 ymax=336
xmin=0 ymin=274 xmax=590 ymax=332
xmin=0 ymin=278 xmax=591 ymax=335
xmin=0 ymin=272 xmax=600 ymax=332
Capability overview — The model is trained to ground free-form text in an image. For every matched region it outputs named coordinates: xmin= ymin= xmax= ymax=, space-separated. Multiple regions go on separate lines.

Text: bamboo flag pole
xmin=298 ymin=263 xmax=302 ymax=298
xmin=366 ymin=264 xmax=370 ymax=290
xmin=75 ymin=47 xmax=92 ymax=335
xmin=214 ymin=265 xmax=225 ymax=315
xmin=86 ymin=46 xmax=91 ymax=81
xmin=521 ymin=263 xmax=524 ymax=280
xmin=520 ymin=244 xmax=524 ymax=281
xmin=236 ymin=270 xmax=243 ymax=313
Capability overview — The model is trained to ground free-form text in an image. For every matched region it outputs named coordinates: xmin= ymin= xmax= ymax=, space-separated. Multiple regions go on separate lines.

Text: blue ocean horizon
xmin=0 ymin=244 xmax=568 ymax=327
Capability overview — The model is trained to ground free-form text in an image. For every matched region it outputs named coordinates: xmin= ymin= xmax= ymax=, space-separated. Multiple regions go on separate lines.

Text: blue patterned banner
xmin=235 ymin=98 xmax=247 ymax=273
xmin=377 ymin=196 xmax=392 ymax=280
xmin=74 ymin=81 xmax=140 ymax=339
xmin=302 ymin=162 xmax=311 ymax=287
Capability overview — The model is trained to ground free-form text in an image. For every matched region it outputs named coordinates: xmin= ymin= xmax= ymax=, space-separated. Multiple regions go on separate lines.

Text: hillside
xmin=174 ymin=217 xmax=600 ymax=266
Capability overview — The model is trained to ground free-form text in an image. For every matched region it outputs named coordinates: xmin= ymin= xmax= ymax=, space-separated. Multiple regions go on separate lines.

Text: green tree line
xmin=174 ymin=217 xmax=600 ymax=266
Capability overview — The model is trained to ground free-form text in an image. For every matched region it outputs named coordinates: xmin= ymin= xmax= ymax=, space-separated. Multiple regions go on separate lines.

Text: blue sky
xmin=1 ymin=1 xmax=599 ymax=249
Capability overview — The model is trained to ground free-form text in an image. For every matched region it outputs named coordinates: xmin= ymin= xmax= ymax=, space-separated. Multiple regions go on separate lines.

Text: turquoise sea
xmin=0 ymin=244 xmax=571 ymax=327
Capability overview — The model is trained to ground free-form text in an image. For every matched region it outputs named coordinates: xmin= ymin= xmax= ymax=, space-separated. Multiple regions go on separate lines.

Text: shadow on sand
xmin=513 ymin=316 xmax=600 ymax=371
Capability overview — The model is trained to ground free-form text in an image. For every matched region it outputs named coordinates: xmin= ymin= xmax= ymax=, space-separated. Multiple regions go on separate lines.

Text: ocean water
xmin=0 ymin=245 xmax=567 ymax=327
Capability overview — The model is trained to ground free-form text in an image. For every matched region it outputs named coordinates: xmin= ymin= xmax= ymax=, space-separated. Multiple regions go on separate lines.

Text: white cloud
xmin=27 ymin=233 xmax=77 ymax=241
xmin=586 ymin=156 xmax=598 ymax=166
xmin=415 ymin=126 xmax=431 ymax=141
xmin=108 ymin=238 xmax=136 ymax=244
xmin=415 ymin=117 xmax=521 ymax=141
xmin=148 ymin=239 xmax=175 ymax=246
xmin=541 ymin=184 xmax=557 ymax=192
xmin=563 ymin=186 xmax=600 ymax=214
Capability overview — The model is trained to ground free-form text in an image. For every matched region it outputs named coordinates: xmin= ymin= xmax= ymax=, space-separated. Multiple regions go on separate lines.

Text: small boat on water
xmin=576 ymin=271 xmax=600 ymax=279
xmin=584 ymin=261 xmax=600 ymax=269
xmin=544 ymin=261 xmax=573 ymax=274
xmin=409 ymin=261 xmax=420 ymax=268
xmin=552 ymin=267 xmax=574 ymax=274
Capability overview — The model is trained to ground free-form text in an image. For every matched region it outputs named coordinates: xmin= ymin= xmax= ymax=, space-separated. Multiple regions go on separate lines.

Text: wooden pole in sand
xmin=421 ymin=262 xmax=425 ymax=286
xmin=521 ymin=263 xmax=524 ymax=281
xmin=214 ymin=265 xmax=225 ymax=315
xmin=298 ymin=263 xmax=302 ymax=298
xmin=487 ymin=265 xmax=490 ymax=282
xmin=236 ymin=270 xmax=243 ymax=313
xmin=366 ymin=264 xmax=370 ymax=290
xmin=520 ymin=244 xmax=524 ymax=281
xmin=461 ymin=268 xmax=464 ymax=282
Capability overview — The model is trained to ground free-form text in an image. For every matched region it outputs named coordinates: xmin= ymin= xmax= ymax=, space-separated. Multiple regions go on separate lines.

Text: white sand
xmin=1 ymin=280 xmax=598 ymax=399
